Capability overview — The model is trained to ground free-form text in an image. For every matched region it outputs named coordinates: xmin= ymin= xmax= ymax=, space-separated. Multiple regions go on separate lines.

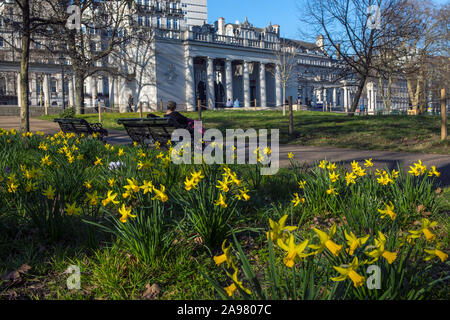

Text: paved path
xmin=2 ymin=116 xmax=449 ymax=186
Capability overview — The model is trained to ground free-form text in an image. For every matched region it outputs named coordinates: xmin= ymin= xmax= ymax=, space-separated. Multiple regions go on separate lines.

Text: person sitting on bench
xmin=164 ymin=101 xmax=205 ymax=136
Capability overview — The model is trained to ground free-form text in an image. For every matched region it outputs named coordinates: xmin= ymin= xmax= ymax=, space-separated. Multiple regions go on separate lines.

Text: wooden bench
xmin=117 ymin=118 xmax=177 ymax=147
xmin=53 ymin=118 xmax=108 ymax=141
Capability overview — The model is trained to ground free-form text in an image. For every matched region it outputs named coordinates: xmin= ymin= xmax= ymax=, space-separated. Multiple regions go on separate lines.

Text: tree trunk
xmin=74 ymin=72 xmax=85 ymax=114
xmin=19 ymin=0 xmax=31 ymax=132
xmin=442 ymin=88 xmax=447 ymax=141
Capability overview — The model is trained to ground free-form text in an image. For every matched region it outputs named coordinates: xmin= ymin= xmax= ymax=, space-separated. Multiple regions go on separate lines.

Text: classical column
xmin=68 ymin=76 xmax=74 ymax=108
xmin=206 ymin=57 xmax=215 ymax=110
xmin=333 ymin=88 xmax=337 ymax=108
xmin=243 ymin=61 xmax=250 ymax=108
xmin=275 ymin=64 xmax=282 ymax=107
xmin=16 ymin=73 xmax=22 ymax=109
xmin=108 ymin=76 xmax=115 ymax=108
xmin=185 ymin=53 xmax=195 ymax=111
xmin=43 ymin=74 xmax=50 ymax=112
xmin=259 ymin=62 xmax=266 ymax=108
xmin=343 ymin=87 xmax=348 ymax=112
xmin=225 ymin=59 xmax=233 ymax=103
xmin=91 ymin=76 xmax=98 ymax=109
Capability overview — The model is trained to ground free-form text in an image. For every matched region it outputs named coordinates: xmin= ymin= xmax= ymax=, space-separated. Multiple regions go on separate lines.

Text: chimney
xmin=217 ymin=17 xmax=225 ymax=36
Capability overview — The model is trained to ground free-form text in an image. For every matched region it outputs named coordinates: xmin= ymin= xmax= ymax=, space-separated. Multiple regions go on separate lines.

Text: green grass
xmin=39 ymin=110 xmax=450 ymax=154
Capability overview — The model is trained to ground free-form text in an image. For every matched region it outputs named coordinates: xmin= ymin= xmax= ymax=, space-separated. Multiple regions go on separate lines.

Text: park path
xmin=1 ymin=116 xmax=449 ymax=185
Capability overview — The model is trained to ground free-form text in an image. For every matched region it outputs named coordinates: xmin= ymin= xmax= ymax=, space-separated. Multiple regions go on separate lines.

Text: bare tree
xmin=273 ymin=38 xmax=299 ymax=116
xmin=0 ymin=0 xmax=51 ymax=131
xmin=298 ymin=0 xmax=416 ymax=115
xmin=39 ymin=0 xmax=144 ymax=114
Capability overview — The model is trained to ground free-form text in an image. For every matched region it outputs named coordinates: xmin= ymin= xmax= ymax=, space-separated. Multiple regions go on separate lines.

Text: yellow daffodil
xmin=345 ymin=172 xmax=357 ymax=186
xmin=424 ymin=243 xmax=448 ymax=262
xmin=124 ymin=178 xmax=140 ymax=194
xmin=7 ymin=180 xmax=18 ymax=193
xmin=408 ymin=218 xmax=438 ymax=242
xmin=108 ymin=178 xmax=116 ymax=187
xmin=329 ymin=171 xmax=340 ymax=182
xmin=288 ymin=152 xmax=294 ymax=159
xmin=119 ymin=204 xmax=136 ymax=223
xmin=224 ymin=264 xmax=251 ymax=296
xmin=140 ymin=180 xmax=154 ymax=194
xmin=214 ymin=193 xmax=227 ymax=208
xmin=344 ymin=230 xmax=369 ymax=255
xmin=184 ymin=176 xmax=196 ymax=191
xmin=277 ymin=234 xmax=310 ymax=268
xmin=152 ymin=184 xmax=168 ymax=202
xmin=65 ymin=202 xmax=82 ymax=216
xmin=364 ymin=158 xmax=374 ymax=168
xmin=118 ymin=148 xmax=125 ymax=157
xmin=191 ymin=170 xmax=205 ymax=184
xmin=84 ymin=180 xmax=92 ymax=189
xmin=86 ymin=191 xmax=99 ymax=206
xmin=291 ymin=193 xmax=305 ymax=207
xmin=427 ymin=166 xmax=440 ymax=178
xmin=331 ymin=257 xmax=365 ymax=288
xmin=42 ymin=185 xmax=56 ymax=200
xmin=327 ymin=185 xmax=338 ymax=196
xmin=327 ymin=162 xmax=337 ymax=171
xmin=354 ymin=167 xmax=366 ymax=177
xmin=213 ymin=240 xmax=233 ymax=268
xmin=236 ymin=188 xmax=250 ymax=201
xmin=298 ymin=180 xmax=306 ymax=189
xmin=94 ymin=157 xmax=103 ymax=166
xmin=378 ymin=202 xmax=396 ymax=221
xmin=319 ymin=160 xmax=327 ymax=169
xmin=216 ymin=177 xmax=231 ymax=193
xmin=309 ymin=224 xmax=343 ymax=257
xmin=365 ymin=231 xmax=397 ymax=264
xmin=102 ymin=191 xmax=120 ymax=206
xmin=41 ymin=154 xmax=52 ymax=166
xmin=25 ymin=181 xmax=37 ymax=192
xmin=266 ymin=215 xmax=297 ymax=242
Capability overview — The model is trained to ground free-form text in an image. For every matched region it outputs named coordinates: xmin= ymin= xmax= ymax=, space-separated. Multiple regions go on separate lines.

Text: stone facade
xmin=0 ymin=0 xmax=411 ymax=114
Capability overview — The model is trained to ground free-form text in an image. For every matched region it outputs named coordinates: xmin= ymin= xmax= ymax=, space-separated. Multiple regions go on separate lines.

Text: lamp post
xmin=59 ymin=55 xmax=66 ymax=110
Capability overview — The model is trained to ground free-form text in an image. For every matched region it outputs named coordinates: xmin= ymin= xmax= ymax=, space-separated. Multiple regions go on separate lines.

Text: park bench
xmin=53 ymin=118 xmax=108 ymax=141
xmin=117 ymin=118 xmax=177 ymax=147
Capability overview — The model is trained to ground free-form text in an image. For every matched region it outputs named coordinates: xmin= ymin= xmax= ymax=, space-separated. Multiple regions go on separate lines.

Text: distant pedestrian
xmin=233 ymin=99 xmax=240 ymax=108
xmin=127 ymin=94 xmax=134 ymax=113
xmin=226 ymin=99 xmax=233 ymax=108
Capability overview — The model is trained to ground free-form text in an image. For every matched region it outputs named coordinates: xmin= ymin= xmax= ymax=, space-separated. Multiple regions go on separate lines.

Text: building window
xmin=0 ymin=37 xmax=3 ymax=47
xmin=167 ymin=18 xmax=171 ymax=29
xmin=51 ymin=79 xmax=57 ymax=93
xmin=145 ymin=16 xmax=150 ymax=27
xmin=156 ymin=17 xmax=160 ymax=28
xmin=138 ymin=16 xmax=143 ymax=26
xmin=173 ymin=19 xmax=178 ymax=30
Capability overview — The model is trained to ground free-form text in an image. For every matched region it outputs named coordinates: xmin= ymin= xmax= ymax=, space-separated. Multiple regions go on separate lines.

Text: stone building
xmin=0 ymin=0 xmax=411 ymax=115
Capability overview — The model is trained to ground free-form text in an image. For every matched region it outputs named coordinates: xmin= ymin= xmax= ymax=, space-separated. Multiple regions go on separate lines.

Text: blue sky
xmin=208 ymin=0 xmax=449 ymax=41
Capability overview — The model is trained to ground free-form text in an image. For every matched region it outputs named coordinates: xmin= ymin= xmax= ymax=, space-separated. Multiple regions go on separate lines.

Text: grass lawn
xmin=40 ymin=110 xmax=450 ymax=154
